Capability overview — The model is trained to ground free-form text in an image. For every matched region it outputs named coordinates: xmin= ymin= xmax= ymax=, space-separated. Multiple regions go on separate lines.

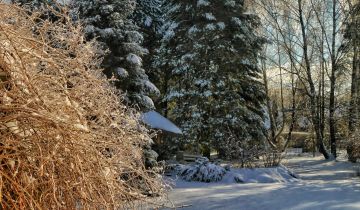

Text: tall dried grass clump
xmin=0 ymin=3 xmax=163 ymax=209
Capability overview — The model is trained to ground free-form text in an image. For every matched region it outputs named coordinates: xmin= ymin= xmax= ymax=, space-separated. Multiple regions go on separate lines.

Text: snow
xmin=216 ymin=81 xmax=225 ymax=87
xmin=191 ymin=112 xmax=201 ymax=118
xmin=205 ymin=23 xmax=216 ymax=31
xmin=204 ymin=13 xmax=216 ymax=21
xmin=194 ymin=79 xmax=210 ymax=87
xmin=100 ymin=5 xmax=114 ymax=15
xmin=175 ymin=163 xmax=297 ymax=184
xmin=163 ymin=22 xmax=179 ymax=40
xmin=126 ymin=53 xmax=142 ymax=66
xmin=165 ymin=91 xmax=184 ymax=100
xmin=203 ymin=90 xmax=212 ymax=97
xmin=125 ymin=31 xmax=143 ymax=43
xmin=188 ymin=25 xmax=200 ymax=34
xmin=227 ymin=165 xmax=298 ymax=183
xmin=224 ymin=0 xmax=236 ymax=7
xmin=99 ymin=28 xmax=115 ymax=39
xmin=163 ymin=154 xmax=360 ymax=210
xmin=217 ymin=22 xmax=226 ymax=30
xmin=243 ymin=12 xmax=256 ymax=16
xmin=141 ymin=95 xmax=155 ymax=109
xmin=197 ymin=0 xmax=210 ymax=7
xmin=115 ymin=67 xmax=128 ymax=78
xmin=140 ymin=111 xmax=183 ymax=134
xmin=167 ymin=4 xmax=181 ymax=14
xmin=263 ymin=106 xmax=271 ymax=129
xmin=231 ymin=17 xmax=242 ymax=26
xmin=234 ymin=34 xmax=246 ymax=41
xmin=144 ymin=80 xmax=160 ymax=95
xmin=56 ymin=0 xmax=71 ymax=5
xmin=180 ymin=53 xmax=196 ymax=62
xmin=144 ymin=16 xmax=153 ymax=27
xmin=84 ymin=25 xmax=95 ymax=34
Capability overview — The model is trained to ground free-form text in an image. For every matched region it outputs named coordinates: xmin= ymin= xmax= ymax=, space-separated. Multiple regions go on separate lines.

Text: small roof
xmin=140 ymin=111 xmax=183 ymax=134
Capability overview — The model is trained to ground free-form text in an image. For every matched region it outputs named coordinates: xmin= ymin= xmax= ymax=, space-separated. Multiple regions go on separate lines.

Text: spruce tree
xmin=74 ymin=0 xmax=159 ymax=111
xmin=154 ymin=0 xmax=266 ymax=158
xmin=132 ymin=0 xmax=163 ymax=105
xmin=12 ymin=0 xmax=55 ymax=7
xmin=345 ymin=1 xmax=360 ymax=162
xmin=132 ymin=0 xmax=163 ymax=67
xmin=11 ymin=0 xmax=61 ymax=21
xmin=132 ymin=0 xmax=163 ymax=31
xmin=346 ymin=2 xmax=360 ymax=131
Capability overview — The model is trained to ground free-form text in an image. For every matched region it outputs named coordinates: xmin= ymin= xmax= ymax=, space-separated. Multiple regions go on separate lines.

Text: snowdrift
xmin=225 ymin=165 xmax=299 ymax=184
xmin=0 ymin=4 xmax=163 ymax=209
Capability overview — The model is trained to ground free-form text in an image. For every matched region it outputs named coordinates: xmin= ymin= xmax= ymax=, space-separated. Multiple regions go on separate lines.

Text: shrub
xmin=0 ymin=4 xmax=163 ymax=209
xmin=262 ymin=150 xmax=283 ymax=168
xmin=176 ymin=157 xmax=226 ymax=182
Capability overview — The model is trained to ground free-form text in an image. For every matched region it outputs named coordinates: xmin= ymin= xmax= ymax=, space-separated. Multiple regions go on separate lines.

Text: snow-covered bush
xmin=232 ymin=165 xmax=298 ymax=184
xmin=176 ymin=158 xmax=226 ymax=182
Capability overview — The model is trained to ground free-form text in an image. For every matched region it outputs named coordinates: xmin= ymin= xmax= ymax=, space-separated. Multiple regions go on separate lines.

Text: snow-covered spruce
xmin=74 ymin=0 xmax=159 ymax=110
xmin=153 ymin=0 xmax=267 ymax=158
xmin=176 ymin=157 xmax=226 ymax=182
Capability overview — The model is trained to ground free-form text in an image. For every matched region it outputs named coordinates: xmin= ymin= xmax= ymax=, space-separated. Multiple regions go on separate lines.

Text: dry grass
xmin=0 ymin=3 xmax=163 ymax=209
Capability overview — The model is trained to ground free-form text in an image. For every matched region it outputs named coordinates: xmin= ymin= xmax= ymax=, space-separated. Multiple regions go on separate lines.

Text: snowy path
xmin=163 ymin=155 xmax=360 ymax=210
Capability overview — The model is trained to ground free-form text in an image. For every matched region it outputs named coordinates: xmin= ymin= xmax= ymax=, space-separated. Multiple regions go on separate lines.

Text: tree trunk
xmin=348 ymin=2 xmax=360 ymax=134
xmin=329 ymin=68 xmax=337 ymax=158
xmin=319 ymin=25 xmax=326 ymax=143
xmin=283 ymin=64 xmax=297 ymax=152
xmin=298 ymin=0 xmax=329 ymax=159
xmin=349 ymin=46 xmax=358 ymax=132
xmin=329 ymin=0 xmax=337 ymax=158
xmin=261 ymin=56 xmax=277 ymax=149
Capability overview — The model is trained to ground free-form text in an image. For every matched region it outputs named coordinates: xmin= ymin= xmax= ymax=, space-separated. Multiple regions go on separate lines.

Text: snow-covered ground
xmin=161 ymin=154 xmax=360 ymax=210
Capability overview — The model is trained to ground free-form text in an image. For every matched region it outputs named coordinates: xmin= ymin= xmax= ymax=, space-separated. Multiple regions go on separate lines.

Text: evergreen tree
xmin=11 ymin=0 xmax=61 ymax=20
xmin=12 ymin=0 xmax=55 ymax=8
xmin=132 ymin=0 xmax=163 ymax=31
xmin=132 ymin=0 xmax=164 ymax=105
xmin=345 ymin=1 xmax=360 ymax=162
xmin=154 ymin=0 xmax=266 ymax=158
xmin=346 ymin=1 xmax=360 ymax=132
xmin=74 ymin=0 xmax=159 ymax=111
xmin=132 ymin=0 xmax=163 ymax=68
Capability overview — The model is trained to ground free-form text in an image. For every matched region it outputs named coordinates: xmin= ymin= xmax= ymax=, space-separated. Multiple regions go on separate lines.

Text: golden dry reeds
xmin=0 ymin=3 xmax=163 ymax=209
